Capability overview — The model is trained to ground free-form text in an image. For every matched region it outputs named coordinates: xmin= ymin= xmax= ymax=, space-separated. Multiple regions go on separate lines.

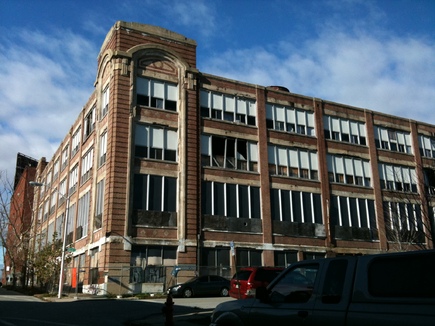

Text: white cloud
xmin=131 ymin=0 xmax=218 ymax=38
xmin=0 ymin=28 xmax=97 ymax=179
xmin=171 ymin=1 xmax=216 ymax=34
xmin=203 ymin=30 xmax=435 ymax=123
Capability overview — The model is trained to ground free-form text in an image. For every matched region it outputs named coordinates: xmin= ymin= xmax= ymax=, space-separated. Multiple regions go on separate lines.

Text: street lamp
xmin=29 ymin=181 xmax=70 ymax=299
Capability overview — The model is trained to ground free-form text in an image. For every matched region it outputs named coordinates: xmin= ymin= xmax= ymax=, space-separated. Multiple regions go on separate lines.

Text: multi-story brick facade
xmin=29 ymin=21 xmax=435 ymax=295
xmin=3 ymin=153 xmax=38 ymax=286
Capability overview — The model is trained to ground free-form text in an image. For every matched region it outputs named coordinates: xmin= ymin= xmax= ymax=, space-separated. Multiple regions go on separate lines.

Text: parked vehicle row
xmin=211 ymin=250 xmax=435 ymax=326
xmin=166 ymin=266 xmax=285 ymax=299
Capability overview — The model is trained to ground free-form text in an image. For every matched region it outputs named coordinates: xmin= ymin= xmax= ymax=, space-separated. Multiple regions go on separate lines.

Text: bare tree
xmin=381 ymin=164 xmax=434 ymax=251
xmin=0 ymin=170 xmax=34 ymax=287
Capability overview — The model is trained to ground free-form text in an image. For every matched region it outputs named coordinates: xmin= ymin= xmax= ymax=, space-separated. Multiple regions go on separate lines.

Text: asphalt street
xmin=0 ymin=287 xmax=234 ymax=326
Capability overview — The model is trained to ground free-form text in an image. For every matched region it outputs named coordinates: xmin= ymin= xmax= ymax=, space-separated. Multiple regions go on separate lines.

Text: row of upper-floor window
xmin=38 ymin=179 xmax=105 ymax=243
xmin=134 ymin=122 xmax=425 ymax=192
xmin=135 ymin=124 xmax=424 ymax=192
xmin=38 ymin=76 xmax=435 ymax=195
xmin=383 ymin=200 xmax=423 ymax=232
xmin=132 ymin=173 xmax=425 ymax=236
xmin=37 ymin=179 xmax=105 ymax=246
xmin=37 ymin=130 xmax=107 ymax=198
xmin=41 ymin=85 xmax=109 ymax=193
xmin=49 ymin=76 xmax=435 ymax=189
xmin=38 ymin=168 xmax=428 ymax=243
xmin=65 ymin=94 xmax=106 ymax=166
xmin=137 ymin=77 xmax=435 ymax=157
xmin=37 ymin=189 xmax=427 ymax=250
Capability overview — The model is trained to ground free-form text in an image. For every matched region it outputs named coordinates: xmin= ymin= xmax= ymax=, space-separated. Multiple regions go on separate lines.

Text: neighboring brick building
xmin=3 ymin=153 xmax=38 ymax=286
xmin=28 ymin=21 xmax=435 ymax=295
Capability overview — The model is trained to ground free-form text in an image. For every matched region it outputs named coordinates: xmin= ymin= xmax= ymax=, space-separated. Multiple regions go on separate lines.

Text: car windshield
xmin=232 ymin=270 xmax=252 ymax=280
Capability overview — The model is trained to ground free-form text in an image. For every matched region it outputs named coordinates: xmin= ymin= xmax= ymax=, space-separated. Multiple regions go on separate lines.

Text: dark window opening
xmin=164 ymin=149 xmax=176 ymax=162
xmin=201 ymin=106 xmax=210 ymax=118
xmin=137 ymin=94 xmax=149 ymax=106
xmin=166 ymin=100 xmax=177 ymax=111
xmin=135 ymin=146 xmax=148 ymax=158
xmin=247 ymin=116 xmax=256 ymax=126
xmin=224 ymin=112 xmax=234 ymax=122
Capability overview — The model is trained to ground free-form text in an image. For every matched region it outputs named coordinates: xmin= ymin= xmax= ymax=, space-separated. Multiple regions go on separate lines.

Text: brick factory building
xmin=28 ymin=21 xmax=435 ymax=295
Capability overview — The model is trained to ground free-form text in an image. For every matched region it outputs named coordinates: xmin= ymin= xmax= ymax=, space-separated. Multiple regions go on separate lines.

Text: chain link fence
xmin=57 ymin=265 xmax=234 ymax=296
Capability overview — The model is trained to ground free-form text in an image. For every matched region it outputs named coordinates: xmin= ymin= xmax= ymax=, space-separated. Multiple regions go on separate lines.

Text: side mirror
xmin=255 ymin=286 xmax=269 ymax=302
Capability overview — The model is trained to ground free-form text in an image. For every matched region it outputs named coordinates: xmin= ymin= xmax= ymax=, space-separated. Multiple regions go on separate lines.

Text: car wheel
xmin=183 ymin=288 xmax=193 ymax=298
xmin=220 ymin=287 xmax=229 ymax=297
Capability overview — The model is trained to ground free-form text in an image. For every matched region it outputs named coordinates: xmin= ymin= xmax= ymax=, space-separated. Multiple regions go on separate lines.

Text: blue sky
xmin=0 ymin=0 xmax=434 ymax=263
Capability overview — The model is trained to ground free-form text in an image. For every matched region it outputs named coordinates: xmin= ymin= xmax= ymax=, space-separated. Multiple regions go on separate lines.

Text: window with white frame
xmin=270 ymin=188 xmax=322 ymax=224
xmin=38 ymin=207 xmax=43 ymax=222
xmin=66 ymin=203 xmax=75 ymax=245
xmin=101 ymin=85 xmax=109 ymax=118
xmin=383 ymin=201 xmax=424 ymax=242
xmin=323 ymin=115 xmax=366 ymax=145
xmin=327 ymin=155 xmax=371 ymax=187
xmin=61 ymin=145 xmax=69 ymax=171
xmin=84 ymin=106 xmax=96 ymax=138
xmin=136 ymin=77 xmax=178 ymax=111
xmin=133 ymin=174 xmax=177 ymax=212
xmin=46 ymin=170 xmax=52 ymax=189
xmin=89 ymin=247 xmax=99 ymax=283
xmin=330 ymin=195 xmax=377 ymax=229
xmin=76 ymin=191 xmax=90 ymax=240
xmin=56 ymin=213 xmax=63 ymax=238
xmin=58 ymin=178 xmax=67 ymax=205
xmin=47 ymin=222 xmax=54 ymax=244
xmin=202 ymin=181 xmax=261 ymax=219
xmin=200 ymin=90 xmax=257 ymax=126
xmin=40 ymin=228 xmax=47 ymax=246
xmin=374 ymin=126 xmax=412 ymax=154
xmin=418 ymin=134 xmax=435 ymax=158
xmin=266 ymin=103 xmax=315 ymax=136
xmin=95 ymin=179 xmax=105 ymax=229
xmin=99 ymin=131 xmax=107 ymax=166
xmin=268 ymin=145 xmax=318 ymax=180
xmin=135 ymin=124 xmax=177 ymax=162
xmin=201 ymin=134 xmax=258 ymax=172
xmin=71 ymin=127 xmax=81 ymax=157
xmin=53 ymin=159 xmax=60 ymax=181
xmin=81 ymin=148 xmax=94 ymax=184
xmin=43 ymin=199 xmax=49 ymax=221
xmin=378 ymin=163 xmax=417 ymax=192
xmin=39 ymin=178 xmax=46 ymax=197
xmin=49 ymin=190 xmax=57 ymax=215
xmin=69 ymin=164 xmax=78 ymax=195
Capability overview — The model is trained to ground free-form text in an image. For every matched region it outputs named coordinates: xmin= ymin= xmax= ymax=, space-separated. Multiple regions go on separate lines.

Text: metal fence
xmin=58 ymin=265 xmax=234 ymax=296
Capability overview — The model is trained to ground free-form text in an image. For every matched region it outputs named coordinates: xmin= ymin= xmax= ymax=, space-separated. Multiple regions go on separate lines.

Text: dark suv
xmin=229 ymin=267 xmax=284 ymax=299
